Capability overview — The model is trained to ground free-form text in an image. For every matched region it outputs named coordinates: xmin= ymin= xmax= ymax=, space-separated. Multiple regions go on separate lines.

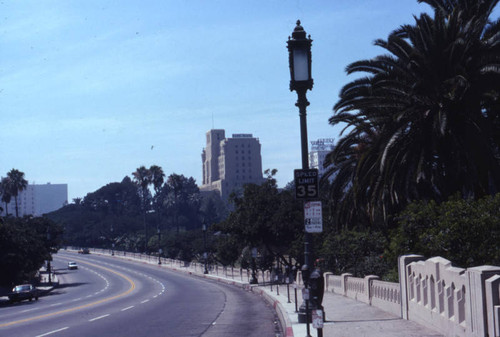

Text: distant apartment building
xmin=0 ymin=183 xmax=68 ymax=217
xmin=200 ymin=129 xmax=264 ymax=200
xmin=309 ymin=138 xmax=335 ymax=178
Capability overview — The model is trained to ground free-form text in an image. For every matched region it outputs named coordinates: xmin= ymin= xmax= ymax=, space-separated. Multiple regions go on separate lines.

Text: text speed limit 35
xmin=294 ymin=168 xmax=319 ymax=199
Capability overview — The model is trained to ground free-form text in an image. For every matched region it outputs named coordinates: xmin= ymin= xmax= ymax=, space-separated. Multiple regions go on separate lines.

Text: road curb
xmin=251 ymin=287 xmax=294 ymax=337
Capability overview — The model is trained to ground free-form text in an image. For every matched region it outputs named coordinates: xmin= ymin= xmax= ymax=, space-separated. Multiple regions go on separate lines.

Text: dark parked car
xmin=8 ymin=284 xmax=38 ymax=303
xmin=78 ymin=248 xmax=90 ymax=254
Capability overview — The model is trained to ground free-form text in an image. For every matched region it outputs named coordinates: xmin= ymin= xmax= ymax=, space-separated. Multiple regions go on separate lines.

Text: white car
xmin=68 ymin=262 xmax=78 ymax=270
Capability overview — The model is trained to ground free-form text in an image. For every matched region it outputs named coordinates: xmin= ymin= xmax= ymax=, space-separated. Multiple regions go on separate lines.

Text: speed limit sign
xmin=294 ymin=169 xmax=319 ymax=199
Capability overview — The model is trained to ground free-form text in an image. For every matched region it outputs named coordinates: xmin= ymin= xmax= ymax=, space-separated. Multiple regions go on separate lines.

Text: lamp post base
xmin=297 ymin=301 xmax=322 ymax=323
xmin=297 ymin=310 xmax=310 ymax=324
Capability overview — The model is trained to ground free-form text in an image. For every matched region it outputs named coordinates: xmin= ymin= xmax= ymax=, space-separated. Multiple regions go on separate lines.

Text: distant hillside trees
xmin=48 ymin=168 xmax=228 ymax=257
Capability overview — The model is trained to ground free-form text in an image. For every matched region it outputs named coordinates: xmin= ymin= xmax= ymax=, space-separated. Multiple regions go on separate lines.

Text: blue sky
xmin=1 ymin=0 xmax=434 ymax=201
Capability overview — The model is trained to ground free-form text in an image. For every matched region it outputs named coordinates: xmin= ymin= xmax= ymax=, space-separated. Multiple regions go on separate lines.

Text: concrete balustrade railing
xmin=324 ymin=271 xmax=401 ymax=315
xmin=320 ymin=255 xmax=500 ymax=337
xmin=70 ymin=248 xmax=500 ymax=337
xmin=402 ymin=256 xmax=468 ymax=336
xmin=401 ymin=255 xmax=500 ymax=337
xmin=371 ymin=279 xmax=401 ymax=316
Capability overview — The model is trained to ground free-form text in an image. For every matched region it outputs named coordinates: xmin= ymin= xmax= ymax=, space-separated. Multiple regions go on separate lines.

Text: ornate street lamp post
xmin=111 ymin=226 xmax=115 ymax=256
xmin=250 ymin=247 xmax=258 ymax=284
xmin=202 ymin=224 xmax=208 ymax=274
xmin=287 ymin=21 xmax=313 ymax=170
xmin=157 ymin=227 xmax=162 ymax=265
xmin=46 ymin=228 xmax=52 ymax=285
xmin=287 ymin=20 xmax=314 ymax=332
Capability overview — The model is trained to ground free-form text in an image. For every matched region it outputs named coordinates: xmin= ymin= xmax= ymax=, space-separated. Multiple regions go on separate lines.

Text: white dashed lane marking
xmin=59 ymin=255 xmax=168 ymax=324
xmin=89 ymin=314 xmax=110 ymax=322
xmin=35 ymin=327 xmax=69 ymax=337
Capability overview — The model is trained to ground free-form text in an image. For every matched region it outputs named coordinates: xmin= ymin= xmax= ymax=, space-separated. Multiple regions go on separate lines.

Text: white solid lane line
xmin=35 ymin=327 xmax=69 ymax=337
xmin=88 ymin=314 xmax=110 ymax=322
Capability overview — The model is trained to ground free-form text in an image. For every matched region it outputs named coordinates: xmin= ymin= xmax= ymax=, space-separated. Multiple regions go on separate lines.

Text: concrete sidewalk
xmin=37 ymin=270 xmax=59 ymax=293
xmin=256 ymin=283 xmax=444 ymax=337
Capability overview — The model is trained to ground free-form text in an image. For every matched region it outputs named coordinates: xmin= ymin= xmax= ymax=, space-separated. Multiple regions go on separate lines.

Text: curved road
xmin=0 ymin=252 xmax=282 ymax=337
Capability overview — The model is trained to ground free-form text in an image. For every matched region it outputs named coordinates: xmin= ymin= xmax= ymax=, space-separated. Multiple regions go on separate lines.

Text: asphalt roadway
xmin=0 ymin=252 xmax=280 ymax=337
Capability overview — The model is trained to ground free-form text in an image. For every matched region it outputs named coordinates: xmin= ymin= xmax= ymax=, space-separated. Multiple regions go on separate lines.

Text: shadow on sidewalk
xmin=328 ymin=317 xmax=401 ymax=323
xmin=55 ymin=282 xmax=87 ymax=289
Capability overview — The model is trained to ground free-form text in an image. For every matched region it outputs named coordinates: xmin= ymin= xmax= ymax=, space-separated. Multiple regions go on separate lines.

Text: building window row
xmin=235 ymin=156 xmax=252 ymax=161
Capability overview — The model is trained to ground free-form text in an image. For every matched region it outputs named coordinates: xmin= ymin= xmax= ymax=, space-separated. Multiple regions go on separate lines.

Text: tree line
xmin=48 ymin=166 xmax=228 ymax=261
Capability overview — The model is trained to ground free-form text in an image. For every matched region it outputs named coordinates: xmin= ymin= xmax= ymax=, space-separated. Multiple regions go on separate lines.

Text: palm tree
xmin=150 ymin=165 xmax=165 ymax=198
xmin=132 ymin=166 xmax=152 ymax=204
xmin=0 ymin=177 xmax=12 ymax=216
xmin=7 ymin=169 xmax=28 ymax=218
xmin=322 ymin=115 xmax=380 ymax=229
xmin=132 ymin=166 xmax=153 ymax=252
xmin=325 ymin=0 xmax=500 ymax=227
xmin=149 ymin=165 xmax=165 ymax=252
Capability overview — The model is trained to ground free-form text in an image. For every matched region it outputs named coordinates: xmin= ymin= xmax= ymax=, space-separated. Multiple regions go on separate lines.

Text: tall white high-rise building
xmin=200 ymin=129 xmax=264 ymax=200
xmin=1 ymin=183 xmax=68 ymax=217
xmin=309 ymin=138 xmax=335 ymax=178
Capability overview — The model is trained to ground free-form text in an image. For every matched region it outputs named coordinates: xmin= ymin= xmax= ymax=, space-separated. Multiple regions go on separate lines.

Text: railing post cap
xmin=467 ymin=265 xmax=500 ymax=273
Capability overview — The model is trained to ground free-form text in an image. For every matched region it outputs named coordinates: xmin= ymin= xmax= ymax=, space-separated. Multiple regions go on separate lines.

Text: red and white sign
xmin=312 ymin=309 xmax=324 ymax=329
xmin=304 ymin=201 xmax=322 ymax=233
